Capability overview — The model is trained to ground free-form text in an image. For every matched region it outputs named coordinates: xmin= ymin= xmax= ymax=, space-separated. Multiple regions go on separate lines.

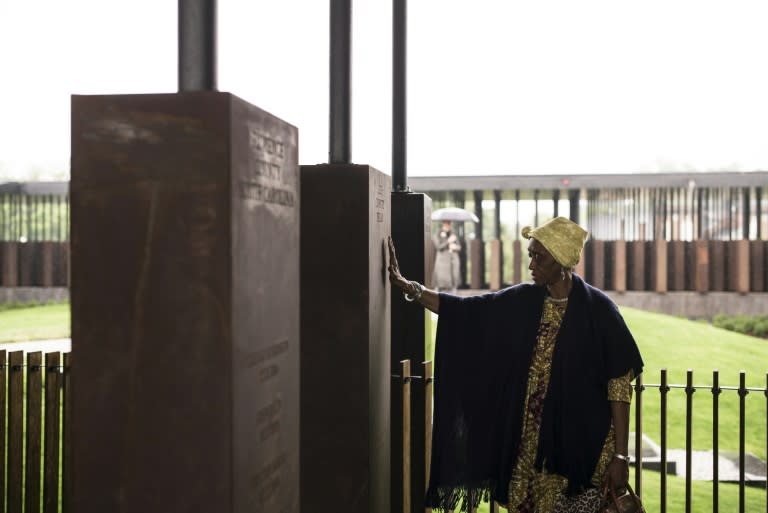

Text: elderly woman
xmin=388 ymin=217 xmax=643 ymax=513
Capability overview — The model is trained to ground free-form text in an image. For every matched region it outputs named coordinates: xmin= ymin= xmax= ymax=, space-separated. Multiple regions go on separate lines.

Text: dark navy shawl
xmin=424 ymin=275 xmax=643 ymax=511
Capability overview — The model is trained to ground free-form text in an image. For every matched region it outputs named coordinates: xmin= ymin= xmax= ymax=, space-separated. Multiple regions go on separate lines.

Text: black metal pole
xmin=392 ymin=0 xmax=407 ymax=191
xmin=329 ymin=0 xmax=352 ymax=163
xmin=178 ymin=0 xmax=217 ymax=91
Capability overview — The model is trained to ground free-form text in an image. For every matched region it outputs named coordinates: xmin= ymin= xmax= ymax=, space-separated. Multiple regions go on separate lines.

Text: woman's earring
xmin=561 ymin=268 xmax=566 ymax=281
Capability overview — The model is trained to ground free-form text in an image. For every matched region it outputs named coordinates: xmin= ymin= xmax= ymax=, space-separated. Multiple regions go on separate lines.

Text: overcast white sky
xmin=2 ymin=0 xmax=768 ymax=180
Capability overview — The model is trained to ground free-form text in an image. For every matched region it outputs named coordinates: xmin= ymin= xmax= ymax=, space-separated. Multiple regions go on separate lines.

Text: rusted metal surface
xmin=709 ymin=241 xmax=726 ymax=291
xmin=0 ymin=351 xmax=5 ymax=513
xmin=401 ymin=360 xmax=411 ymax=513
xmin=70 ymin=92 xmax=299 ymax=513
xmin=653 ymin=240 xmax=668 ymax=293
xmin=300 ymin=164 xmax=391 ymax=513
xmin=25 ymin=352 xmax=43 ymax=513
xmin=63 ymin=353 xmax=71 ymax=513
xmin=43 ymin=352 xmax=61 ymax=513
xmin=8 ymin=352 xmax=23 ymax=513
xmin=391 ymin=191 xmax=431 ymax=512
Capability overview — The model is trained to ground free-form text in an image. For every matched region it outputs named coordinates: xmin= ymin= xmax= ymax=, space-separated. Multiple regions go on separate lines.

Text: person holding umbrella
xmin=431 ymin=207 xmax=479 ymax=293
xmin=433 ymin=220 xmax=462 ymax=293
xmin=388 ymin=216 xmax=644 ymax=513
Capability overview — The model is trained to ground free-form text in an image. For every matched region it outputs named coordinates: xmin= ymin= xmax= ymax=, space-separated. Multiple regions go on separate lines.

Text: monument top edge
xmin=70 ymin=91 xmax=299 ymax=131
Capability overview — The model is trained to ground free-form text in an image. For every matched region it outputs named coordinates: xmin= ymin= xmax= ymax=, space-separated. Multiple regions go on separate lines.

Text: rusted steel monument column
xmin=70 ymin=3 xmax=300 ymax=512
xmin=71 ymin=92 xmax=300 ymax=512
xmin=299 ymin=2 xmax=392 ymax=512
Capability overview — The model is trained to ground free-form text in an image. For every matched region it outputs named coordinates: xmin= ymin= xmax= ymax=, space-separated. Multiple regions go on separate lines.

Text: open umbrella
xmin=431 ymin=207 xmax=479 ymax=223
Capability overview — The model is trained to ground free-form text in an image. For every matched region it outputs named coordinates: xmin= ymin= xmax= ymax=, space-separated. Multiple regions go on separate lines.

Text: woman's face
xmin=528 ymin=238 xmax=560 ymax=286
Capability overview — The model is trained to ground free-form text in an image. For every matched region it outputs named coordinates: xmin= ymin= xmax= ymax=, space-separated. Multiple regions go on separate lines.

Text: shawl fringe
xmin=425 ymin=483 xmax=493 ymax=512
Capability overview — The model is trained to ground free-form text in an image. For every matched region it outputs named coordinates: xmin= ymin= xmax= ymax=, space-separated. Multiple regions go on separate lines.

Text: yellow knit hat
xmin=521 ymin=216 xmax=588 ymax=268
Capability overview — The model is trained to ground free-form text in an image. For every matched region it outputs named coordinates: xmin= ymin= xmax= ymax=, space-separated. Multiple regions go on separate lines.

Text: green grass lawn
xmin=624 ymin=307 xmax=768 ymax=461
xmin=0 ymin=303 xmax=70 ymax=343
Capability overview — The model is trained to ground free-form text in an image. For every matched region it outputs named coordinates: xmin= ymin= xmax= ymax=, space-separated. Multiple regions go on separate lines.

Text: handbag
xmin=599 ymin=483 xmax=646 ymax=513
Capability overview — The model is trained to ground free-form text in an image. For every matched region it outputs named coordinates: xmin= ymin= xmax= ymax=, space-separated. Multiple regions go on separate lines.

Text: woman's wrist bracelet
xmin=404 ymin=281 xmax=424 ymax=302
xmin=613 ymin=453 xmax=631 ymax=463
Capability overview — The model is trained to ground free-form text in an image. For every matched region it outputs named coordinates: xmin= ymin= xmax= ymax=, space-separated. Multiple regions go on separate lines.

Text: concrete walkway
xmin=0 ymin=338 xmax=71 ymax=353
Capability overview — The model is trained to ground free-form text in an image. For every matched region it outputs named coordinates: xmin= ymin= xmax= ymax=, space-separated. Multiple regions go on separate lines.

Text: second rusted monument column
xmin=300 ymin=164 xmax=391 ymax=513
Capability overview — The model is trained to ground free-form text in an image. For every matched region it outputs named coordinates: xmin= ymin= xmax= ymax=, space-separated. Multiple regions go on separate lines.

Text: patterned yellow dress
xmin=505 ymin=296 xmax=634 ymax=513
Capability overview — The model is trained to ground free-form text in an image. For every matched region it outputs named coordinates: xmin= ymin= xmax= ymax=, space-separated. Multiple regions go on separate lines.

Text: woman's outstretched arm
xmin=388 ymin=236 xmax=440 ymax=314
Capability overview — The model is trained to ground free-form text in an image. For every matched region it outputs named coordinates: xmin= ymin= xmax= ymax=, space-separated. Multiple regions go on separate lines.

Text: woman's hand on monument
xmin=388 ymin=236 xmax=440 ymax=313
xmin=387 ymin=236 xmax=411 ymax=293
